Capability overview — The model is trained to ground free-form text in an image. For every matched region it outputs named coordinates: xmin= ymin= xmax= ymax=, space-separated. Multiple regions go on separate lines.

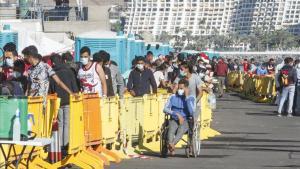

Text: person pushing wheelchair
xmin=163 ymin=79 xmax=196 ymax=155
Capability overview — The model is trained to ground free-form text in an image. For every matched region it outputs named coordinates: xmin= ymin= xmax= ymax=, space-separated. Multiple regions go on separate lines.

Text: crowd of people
xmin=1 ymin=42 xmax=299 ymax=156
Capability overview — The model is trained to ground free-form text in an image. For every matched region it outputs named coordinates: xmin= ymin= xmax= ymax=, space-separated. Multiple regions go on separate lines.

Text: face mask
xmin=104 ymin=64 xmax=110 ymax=68
xmin=297 ymin=63 xmax=300 ymax=68
xmin=136 ymin=64 xmax=144 ymax=70
xmin=193 ymin=66 xmax=198 ymax=72
xmin=173 ymin=63 xmax=178 ymax=69
xmin=177 ymin=89 xmax=185 ymax=96
xmin=13 ymin=71 xmax=22 ymax=78
xmin=5 ymin=58 xmax=14 ymax=67
xmin=80 ymin=58 xmax=89 ymax=65
xmin=180 ymin=70 xmax=187 ymax=76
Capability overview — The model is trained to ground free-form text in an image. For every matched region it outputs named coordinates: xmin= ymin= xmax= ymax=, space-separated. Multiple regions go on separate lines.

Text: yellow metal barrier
xmin=200 ymin=92 xmax=221 ymax=140
xmin=82 ymin=94 xmax=122 ymax=165
xmin=228 ymin=72 xmax=276 ymax=103
xmin=1 ymin=95 xmax=61 ymax=169
xmin=25 ymin=95 xmax=61 ymax=169
xmin=143 ymin=95 xmax=159 ymax=140
xmin=98 ymin=96 xmax=124 ymax=162
xmin=1 ymin=90 xmax=221 ymax=167
xmin=51 ymin=94 xmax=104 ymax=169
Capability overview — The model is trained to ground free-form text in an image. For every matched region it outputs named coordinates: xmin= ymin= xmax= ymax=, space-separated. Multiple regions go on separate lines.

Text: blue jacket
xmin=163 ymin=94 xmax=196 ymax=121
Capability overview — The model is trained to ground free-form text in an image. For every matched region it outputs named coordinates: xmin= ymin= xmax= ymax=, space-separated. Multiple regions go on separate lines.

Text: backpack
xmin=280 ymin=69 xmax=291 ymax=87
xmin=0 ymin=81 xmax=24 ymax=96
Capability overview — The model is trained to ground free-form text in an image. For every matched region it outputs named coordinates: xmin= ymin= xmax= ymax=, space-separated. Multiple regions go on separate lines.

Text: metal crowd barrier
xmin=0 ymin=90 xmax=220 ymax=168
xmin=228 ymin=72 xmax=276 ymax=103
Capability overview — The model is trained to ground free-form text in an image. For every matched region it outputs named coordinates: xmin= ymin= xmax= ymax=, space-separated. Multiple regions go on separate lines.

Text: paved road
xmin=110 ymin=93 xmax=300 ymax=169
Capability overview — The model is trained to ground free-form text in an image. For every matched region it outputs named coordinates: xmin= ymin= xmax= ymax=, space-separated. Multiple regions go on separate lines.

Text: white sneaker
xmin=277 ymin=114 xmax=282 ymax=117
xmin=287 ymin=114 xmax=293 ymax=118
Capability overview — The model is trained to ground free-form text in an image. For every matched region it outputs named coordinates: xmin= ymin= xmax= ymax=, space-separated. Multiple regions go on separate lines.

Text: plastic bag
xmin=208 ymin=93 xmax=216 ymax=110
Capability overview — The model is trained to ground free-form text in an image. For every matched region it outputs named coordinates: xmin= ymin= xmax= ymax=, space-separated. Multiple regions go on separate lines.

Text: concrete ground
xmin=110 ymin=93 xmax=300 ymax=169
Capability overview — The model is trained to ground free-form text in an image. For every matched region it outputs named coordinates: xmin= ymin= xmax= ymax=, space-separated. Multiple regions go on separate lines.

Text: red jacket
xmin=215 ymin=61 xmax=228 ymax=77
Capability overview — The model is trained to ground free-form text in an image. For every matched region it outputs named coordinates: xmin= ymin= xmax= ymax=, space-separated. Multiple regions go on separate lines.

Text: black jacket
xmin=127 ymin=68 xmax=157 ymax=97
xmin=49 ymin=64 xmax=79 ymax=106
xmin=278 ymin=65 xmax=297 ymax=87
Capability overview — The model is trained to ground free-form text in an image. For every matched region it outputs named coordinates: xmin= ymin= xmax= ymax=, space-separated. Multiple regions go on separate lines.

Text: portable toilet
xmin=126 ymin=34 xmax=135 ymax=71
xmin=0 ymin=25 xmax=18 ymax=65
xmin=145 ymin=42 xmax=165 ymax=57
xmin=135 ymin=40 xmax=145 ymax=57
xmin=75 ymin=30 xmax=127 ymax=73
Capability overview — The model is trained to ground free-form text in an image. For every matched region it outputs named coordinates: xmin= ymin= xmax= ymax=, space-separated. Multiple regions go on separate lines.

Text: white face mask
xmin=177 ymin=89 xmax=185 ymax=96
xmin=297 ymin=63 xmax=300 ymax=69
xmin=13 ymin=71 xmax=22 ymax=78
xmin=5 ymin=58 xmax=14 ymax=67
xmin=193 ymin=66 xmax=198 ymax=72
xmin=80 ymin=58 xmax=89 ymax=65
xmin=136 ymin=64 xmax=144 ymax=70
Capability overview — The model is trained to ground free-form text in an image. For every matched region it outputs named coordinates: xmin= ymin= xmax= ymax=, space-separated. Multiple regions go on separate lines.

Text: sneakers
xmin=277 ymin=114 xmax=294 ymax=117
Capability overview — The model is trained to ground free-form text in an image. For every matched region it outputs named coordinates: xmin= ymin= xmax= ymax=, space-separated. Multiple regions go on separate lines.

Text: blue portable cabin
xmin=145 ymin=42 xmax=168 ymax=57
xmin=75 ymin=30 xmax=128 ymax=73
xmin=0 ymin=25 xmax=18 ymax=65
xmin=180 ymin=50 xmax=200 ymax=58
xmin=126 ymin=34 xmax=136 ymax=70
xmin=134 ymin=40 xmax=145 ymax=57
xmin=161 ymin=44 xmax=174 ymax=55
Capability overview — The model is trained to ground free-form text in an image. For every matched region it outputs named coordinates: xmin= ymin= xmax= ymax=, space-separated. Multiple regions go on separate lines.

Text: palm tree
xmin=183 ymin=30 xmax=193 ymax=45
xmin=156 ymin=31 xmax=172 ymax=44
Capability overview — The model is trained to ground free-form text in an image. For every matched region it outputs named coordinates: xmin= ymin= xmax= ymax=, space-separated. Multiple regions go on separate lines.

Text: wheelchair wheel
xmin=160 ymin=123 xmax=169 ymax=158
xmin=192 ymin=122 xmax=201 ymax=158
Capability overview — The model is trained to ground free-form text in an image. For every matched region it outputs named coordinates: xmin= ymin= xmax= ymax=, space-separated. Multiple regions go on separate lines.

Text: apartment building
xmin=124 ymin=0 xmax=300 ymax=36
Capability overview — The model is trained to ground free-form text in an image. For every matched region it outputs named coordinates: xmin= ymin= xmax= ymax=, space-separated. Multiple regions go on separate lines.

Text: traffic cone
xmin=49 ymin=120 xmax=61 ymax=163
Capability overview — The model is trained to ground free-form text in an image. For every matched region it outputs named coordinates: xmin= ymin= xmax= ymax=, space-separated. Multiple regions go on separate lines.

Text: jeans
xmin=278 ymin=85 xmax=295 ymax=115
xmin=217 ymin=76 xmax=226 ymax=95
xmin=168 ymin=119 xmax=188 ymax=145
xmin=58 ymin=105 xmax=70 ymax=148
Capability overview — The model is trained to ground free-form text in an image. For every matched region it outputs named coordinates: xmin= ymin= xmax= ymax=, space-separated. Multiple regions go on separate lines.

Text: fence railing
xmin=0 ymin=5 xmax=88 ymax=21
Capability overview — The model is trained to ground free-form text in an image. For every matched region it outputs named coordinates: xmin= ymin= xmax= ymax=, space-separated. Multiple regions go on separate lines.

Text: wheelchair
xmin=160 ymin=115 xmax=201 ymax=158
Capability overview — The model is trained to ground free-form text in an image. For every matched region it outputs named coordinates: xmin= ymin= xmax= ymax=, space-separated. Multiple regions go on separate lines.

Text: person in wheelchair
xmin=163 ymin=79 xmax=196 ymax=155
